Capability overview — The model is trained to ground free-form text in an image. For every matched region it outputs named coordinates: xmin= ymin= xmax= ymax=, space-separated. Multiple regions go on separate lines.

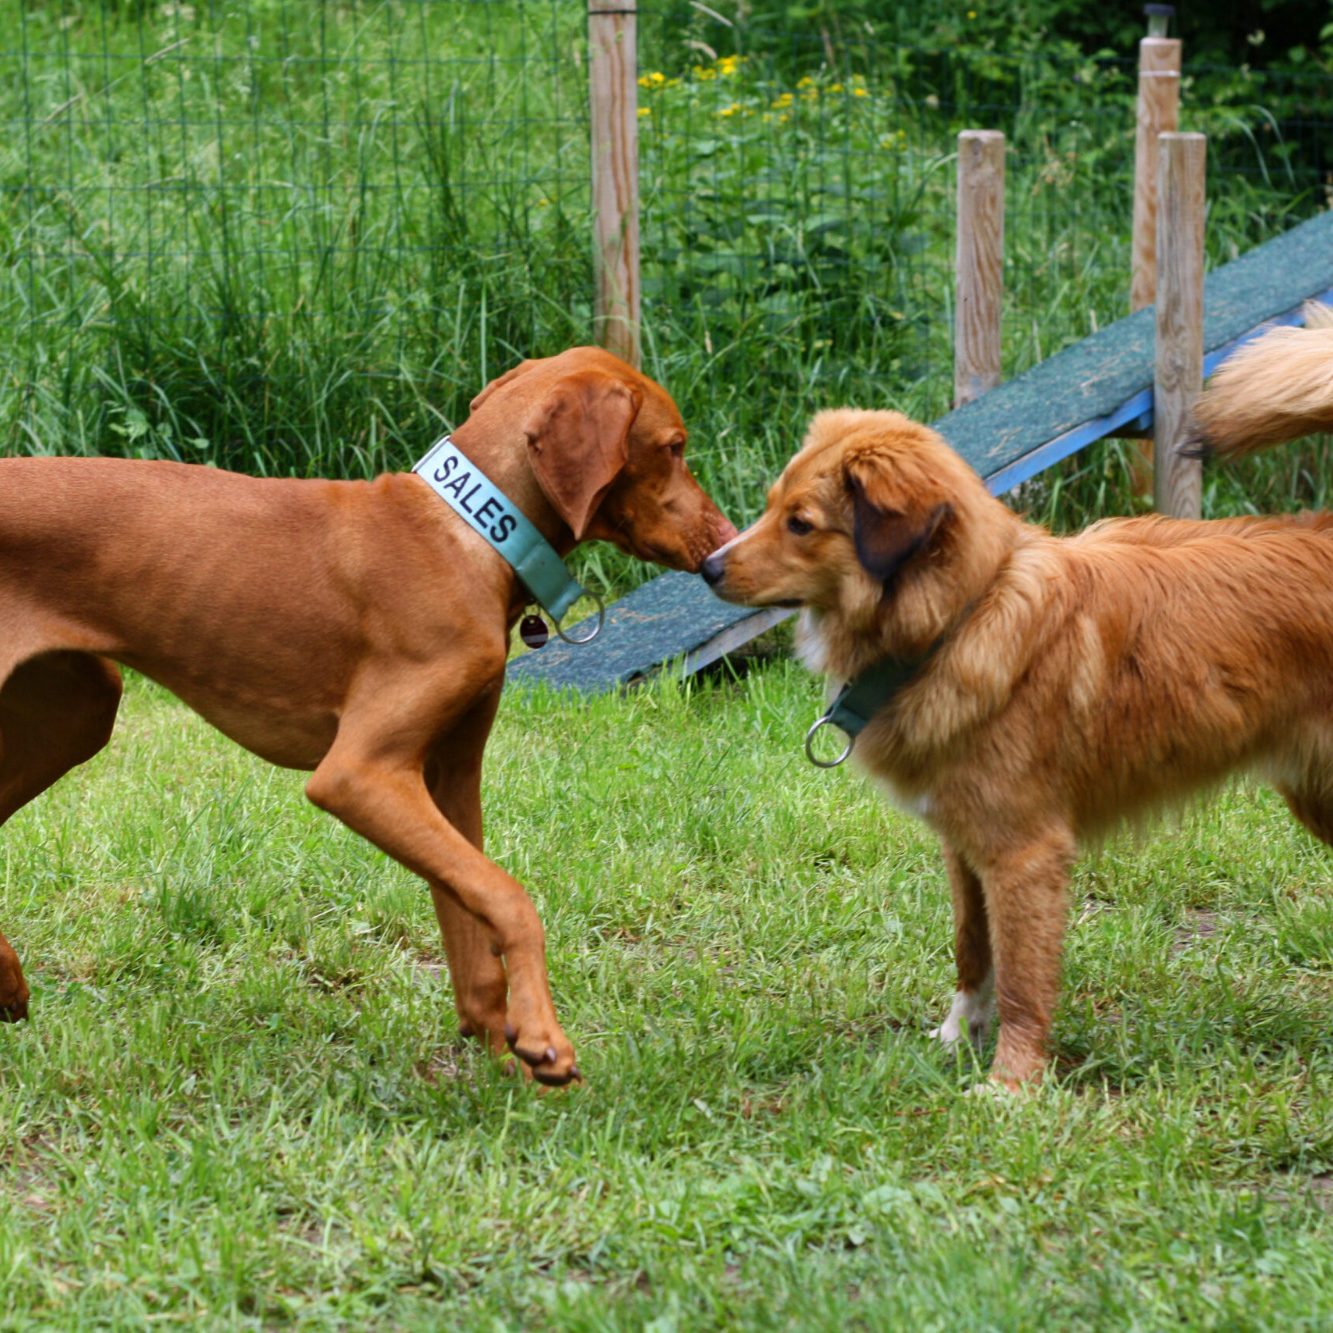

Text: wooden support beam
xmin=1153 ymin=132 xmax=1205 ymax=519
xmin=954 ymin=130 xmax=1005 ymax=408
xmin=588 ymin=0 xmax=641 ymax=367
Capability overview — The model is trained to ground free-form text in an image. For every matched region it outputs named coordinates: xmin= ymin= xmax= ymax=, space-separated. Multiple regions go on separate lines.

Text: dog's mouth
xmin=704 ymin=579 xmax=803 ymax=610
xmin=701 ymin=546 xmax=808 ymax=608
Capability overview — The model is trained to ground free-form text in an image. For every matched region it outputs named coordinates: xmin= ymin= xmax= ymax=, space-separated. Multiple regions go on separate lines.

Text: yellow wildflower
xmin=852 ymin=86 xmax=869 ymax=97
xmin=717 ymin=54 xmax=741 ymax=76
xmin=693 ymin=65 xmax=717 ymax=81
xmin=718 ymin=102 xmax=743 ymax=117
xmin=828 ymin=82 xmax=844 ymax=93
xmin=796 ymin=75 xmax=816 ymax=88
xmin=637 ymin=106 xmax=651 ymax=118
xmin=771 ymin=91 xmax=793 ymax=109
xmin=637 ymin=71 xmax=667 ymax=89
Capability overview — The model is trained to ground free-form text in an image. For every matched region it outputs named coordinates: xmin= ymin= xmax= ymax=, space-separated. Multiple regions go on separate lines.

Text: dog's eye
xmin=787 ymin=515 xmax=813 ymax=536
xmin=667 ymin=440 xmax=685 ymax=460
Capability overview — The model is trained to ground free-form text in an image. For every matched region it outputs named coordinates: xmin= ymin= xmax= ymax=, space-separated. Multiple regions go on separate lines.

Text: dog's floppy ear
xmin=523 ymin=371 xmax=640 ymax=539
xmin=845 ymin=455 xmax=952 ymax=585
xmin=469 ymin=358 xmax=544 ymax=415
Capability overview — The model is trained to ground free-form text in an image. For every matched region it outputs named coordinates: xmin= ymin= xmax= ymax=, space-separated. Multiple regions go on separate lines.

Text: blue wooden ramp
xmin=510 ymin=209 xmax=1333 ymax=693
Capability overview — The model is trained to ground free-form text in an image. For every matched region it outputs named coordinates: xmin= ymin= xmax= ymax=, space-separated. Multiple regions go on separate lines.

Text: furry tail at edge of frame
xmin=1185 ymin=302 xmax=1333 ymax=460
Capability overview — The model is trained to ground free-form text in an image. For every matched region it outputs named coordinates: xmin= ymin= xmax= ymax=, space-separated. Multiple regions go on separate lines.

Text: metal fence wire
xmin=2 ymin=1 xmax=1330 ymax=502
xmin=2 ymin=0 xmax=591 ymax=473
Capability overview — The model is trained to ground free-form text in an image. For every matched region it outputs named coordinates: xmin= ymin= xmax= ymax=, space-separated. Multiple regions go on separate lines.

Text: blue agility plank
xmin=952 ymin=209 xmax=1333 ymax=491
xmin=511 ymin=210 xmax=1333 ymax=693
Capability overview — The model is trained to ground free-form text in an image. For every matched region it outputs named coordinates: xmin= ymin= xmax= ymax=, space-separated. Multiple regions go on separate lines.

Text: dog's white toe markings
xmin=929 ymin=977 xmax=995 ymax=1048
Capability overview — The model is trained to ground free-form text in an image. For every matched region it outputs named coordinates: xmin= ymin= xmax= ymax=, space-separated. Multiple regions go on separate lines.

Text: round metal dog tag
xmin=519 ymin=613 xmax=550 ymax=650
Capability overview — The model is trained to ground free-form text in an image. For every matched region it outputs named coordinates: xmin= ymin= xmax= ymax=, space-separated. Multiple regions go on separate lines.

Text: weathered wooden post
xmin=1153 ymin=131 xmax=1205 ymax=519
xmin=588 ymin=0 xmax=641 ymax=367
xmin=954 ymin=130 xmax=1005 ymax=408
xmin=1129 ymin=6 xmax=1180 ymax=491
xmin=1132 ymin=13 xmax=1181 ymax=314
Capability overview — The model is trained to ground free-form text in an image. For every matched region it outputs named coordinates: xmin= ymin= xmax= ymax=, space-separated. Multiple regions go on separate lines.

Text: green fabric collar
xmin=805 ymin=648 xmax=938 ymax=767
xmin=804 ymin=601 xmax=978 ymax=767
xmin=413 ymin=435 xmax=602 ymax=643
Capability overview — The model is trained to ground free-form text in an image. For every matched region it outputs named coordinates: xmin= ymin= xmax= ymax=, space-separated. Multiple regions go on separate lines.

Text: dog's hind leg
xmin=0 ymin=931 xmax=27 ymax=1022
xmin=930 ymin=845 xmax=995 ymax=1049
xmin=1278 ymin=783 xmax=1333 ymax=848
xmin=1273 ymin=732 xmax=1333 ymax=849
xmin=0 ymin=650 xmax=123 ymax=1021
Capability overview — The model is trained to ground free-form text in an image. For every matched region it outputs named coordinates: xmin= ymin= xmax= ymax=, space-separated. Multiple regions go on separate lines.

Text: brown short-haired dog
xmin=703 ymin=377 xmax=1333 ymax=1089
xmin=0 ymin=347 xmax=735 ymax=1086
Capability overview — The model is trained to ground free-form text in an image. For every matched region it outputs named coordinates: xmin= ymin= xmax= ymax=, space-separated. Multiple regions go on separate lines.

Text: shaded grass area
xmin=1 ymin=669 xmax=1331 ymax=1326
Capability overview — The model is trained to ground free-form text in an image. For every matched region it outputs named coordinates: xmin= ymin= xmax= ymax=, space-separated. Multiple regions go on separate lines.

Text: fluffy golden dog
xmin=702 ymin=377 xmax=1333 ymax=1088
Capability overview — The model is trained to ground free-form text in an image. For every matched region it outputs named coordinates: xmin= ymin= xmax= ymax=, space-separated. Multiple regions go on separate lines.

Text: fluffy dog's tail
xmin=1187 ymin=302 xmax=1333 ymax=458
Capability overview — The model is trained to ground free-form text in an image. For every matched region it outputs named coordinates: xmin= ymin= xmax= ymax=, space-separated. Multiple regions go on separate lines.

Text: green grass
xmin=2 ymin=668 xmax=1331 ymax=1327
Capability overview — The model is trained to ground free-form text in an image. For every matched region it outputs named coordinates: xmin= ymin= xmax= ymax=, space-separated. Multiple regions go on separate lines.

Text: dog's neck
xmin=808 ymin=499 xmax=1024 ymax=685
xmin=449 ymin=420 xmax=576 ymax=556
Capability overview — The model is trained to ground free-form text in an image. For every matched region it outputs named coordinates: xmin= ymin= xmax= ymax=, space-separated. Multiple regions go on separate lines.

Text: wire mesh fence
xmin=2 ymin=0 xmax=590 ymax=473
xmin=2 ymin=1 xmax=1330 ymax=532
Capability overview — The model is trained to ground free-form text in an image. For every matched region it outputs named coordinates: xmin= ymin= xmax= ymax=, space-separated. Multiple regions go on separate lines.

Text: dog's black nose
xmin=700 ymin=551 xmax=725 ymax=586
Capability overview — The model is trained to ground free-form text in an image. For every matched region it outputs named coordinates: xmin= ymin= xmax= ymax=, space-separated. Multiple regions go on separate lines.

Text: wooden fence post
xmin=588 ymin=0 xmax=641 ymax=368
xmin=1128 ymin=29 xmax=1181 ymax=492
xmin=1131 ymin=35 xmax=1181 ymax=314
xmin=954 ymin=130 xmax=1005 ymax=408
xmin=1153 ymin=132 xmax=1205 ymax=519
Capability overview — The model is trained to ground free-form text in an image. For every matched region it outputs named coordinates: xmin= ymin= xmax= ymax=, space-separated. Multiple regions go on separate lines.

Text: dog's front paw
xmin=963 ymin=1076 xmax=1029 ymax=1099
xmin=929 ymin=988 xmax=995 ymax=1049
xmin=503 ymin=1019 xmax=580 ymax=1087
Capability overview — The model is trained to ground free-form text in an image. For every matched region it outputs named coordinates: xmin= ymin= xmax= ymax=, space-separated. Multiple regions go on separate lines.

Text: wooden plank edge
xmin=678 ymin=606 xmax=795 ymax=679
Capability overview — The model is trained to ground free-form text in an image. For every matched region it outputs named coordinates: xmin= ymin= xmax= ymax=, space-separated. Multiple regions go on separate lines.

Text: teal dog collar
xmin=413 ymin=435 xmax=603 ymax=644
xmin=804 ymin=607 xmax=975 ymax=767
xmin=804 ymin=653 xmax=930 ymax=768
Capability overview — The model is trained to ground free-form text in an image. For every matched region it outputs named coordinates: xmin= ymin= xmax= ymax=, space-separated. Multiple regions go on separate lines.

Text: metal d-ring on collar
xmin=804 ymin=652 xmax=930 ymax=767
xmin=554 ymin=596 xmax=605 ymax=645
xmin=412 ymin=434 xmax=604 ymax=645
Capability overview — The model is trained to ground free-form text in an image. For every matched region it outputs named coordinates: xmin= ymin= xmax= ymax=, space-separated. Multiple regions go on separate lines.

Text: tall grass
xmin=1 ymin=0 xmax=1330 ymax=592
xmin=1 ymin=1 xmax=590 ymax=474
